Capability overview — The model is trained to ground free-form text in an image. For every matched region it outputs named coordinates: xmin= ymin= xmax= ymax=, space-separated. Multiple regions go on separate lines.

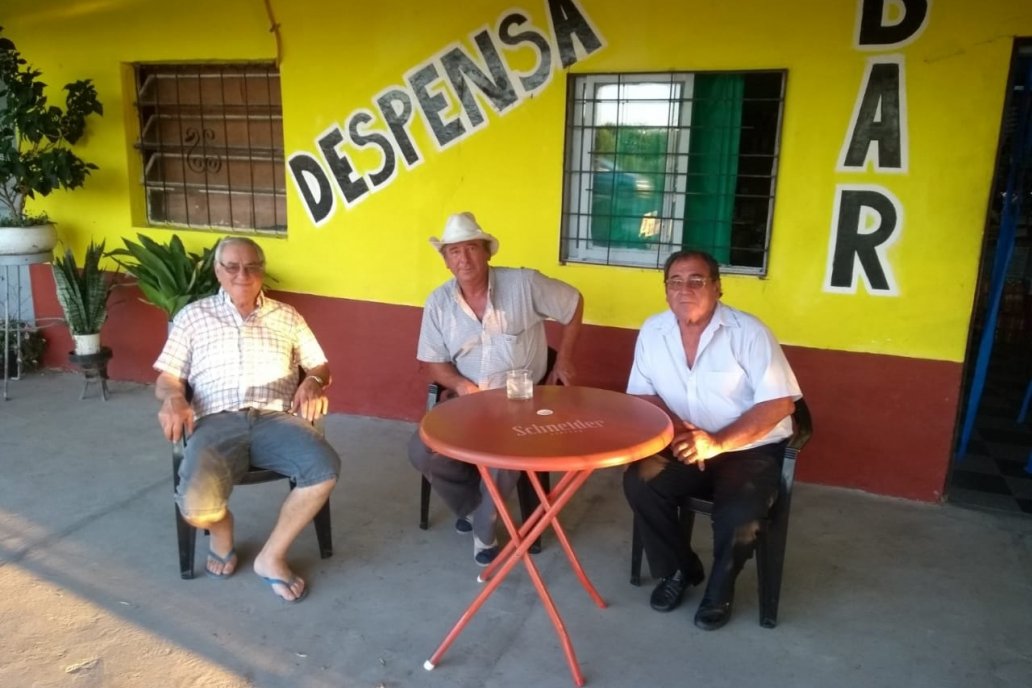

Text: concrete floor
xmin=1 ymin=371 xmax=1030 ymax=688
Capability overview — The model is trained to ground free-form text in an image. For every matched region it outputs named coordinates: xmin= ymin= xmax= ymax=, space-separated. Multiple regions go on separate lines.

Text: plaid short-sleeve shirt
xmin=154 ymin=290 xmax=328 ymax=419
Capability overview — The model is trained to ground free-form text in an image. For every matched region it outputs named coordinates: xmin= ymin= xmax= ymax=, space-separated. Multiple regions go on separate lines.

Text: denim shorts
xmin=175 ymin=409 xmax=341 ymax=519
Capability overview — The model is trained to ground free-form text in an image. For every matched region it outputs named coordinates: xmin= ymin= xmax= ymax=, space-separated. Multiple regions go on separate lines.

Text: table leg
xmin=425 ymin=467 xmax=594 ymax=687
xmin=480 ymin=472 xmax=607 ymax=610
xmin=525 ymin=471 xmax=607 ymax=609
xmin=478 ymin=469 xmax=578 ymax=581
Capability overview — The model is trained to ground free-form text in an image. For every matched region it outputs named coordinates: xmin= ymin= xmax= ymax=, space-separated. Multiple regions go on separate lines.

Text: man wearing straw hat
xmin=409 ymin=211 xmax=584 ymax=566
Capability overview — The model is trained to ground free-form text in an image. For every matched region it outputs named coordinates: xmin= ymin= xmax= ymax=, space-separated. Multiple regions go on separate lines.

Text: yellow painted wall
xmin=6 ymin=0 xmax=1032 ymax=362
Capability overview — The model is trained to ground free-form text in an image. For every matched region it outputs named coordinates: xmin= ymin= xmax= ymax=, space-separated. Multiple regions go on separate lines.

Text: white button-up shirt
xmin=627 ymin=302 xmax=801 ymax=450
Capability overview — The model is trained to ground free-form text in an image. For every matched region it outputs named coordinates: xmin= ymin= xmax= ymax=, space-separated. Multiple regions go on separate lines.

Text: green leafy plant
xmin=107 ymin=234 xmax=218 ymax=320
xmin=0 ymin=26 xmax=104 ymax=224
xmin=52 ymin=239 xmax=114 ymax=335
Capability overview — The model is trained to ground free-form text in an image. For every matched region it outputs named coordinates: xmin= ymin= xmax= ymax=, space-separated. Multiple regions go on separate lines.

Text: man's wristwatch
xmin=305 ymin=374 xmax=327 ymax=388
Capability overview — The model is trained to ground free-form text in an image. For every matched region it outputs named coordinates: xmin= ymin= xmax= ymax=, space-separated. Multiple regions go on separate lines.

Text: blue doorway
xmin=951 ymin=41 xmax=1032 ymax=516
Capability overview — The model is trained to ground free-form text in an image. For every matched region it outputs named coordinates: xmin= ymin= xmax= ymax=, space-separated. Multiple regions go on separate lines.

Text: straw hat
xmin=429 ymin=212 xmax=499 ymax=256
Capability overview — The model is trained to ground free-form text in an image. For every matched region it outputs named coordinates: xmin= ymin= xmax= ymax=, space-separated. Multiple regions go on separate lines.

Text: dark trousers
xmin=623 ymin=441 xmax=783 ymax=599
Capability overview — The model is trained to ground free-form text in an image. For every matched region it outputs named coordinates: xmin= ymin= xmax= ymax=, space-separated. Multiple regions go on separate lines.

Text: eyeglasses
xmin=664 ymin=276 xmax=711 ymax=292
xmin=218 ymin=261 xmax=265 ymax=276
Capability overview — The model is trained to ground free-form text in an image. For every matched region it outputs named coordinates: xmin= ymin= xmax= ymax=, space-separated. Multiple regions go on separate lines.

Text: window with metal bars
xmin=560 ymin=70 xmax=786 ymax=274
xmin=133 ymin=63 xmax=286 ymax=233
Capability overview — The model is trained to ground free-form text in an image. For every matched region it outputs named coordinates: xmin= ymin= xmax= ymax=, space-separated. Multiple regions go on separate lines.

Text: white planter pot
xmin=0 ymin=223 xmax=58 ymax=259
xmin=72 ymin=333 xmax=101 ymax=356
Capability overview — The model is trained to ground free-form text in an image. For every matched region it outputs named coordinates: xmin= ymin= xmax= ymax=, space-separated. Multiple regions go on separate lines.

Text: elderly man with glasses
xmin=154 ymin=236 xmax=340 ymax=603
xmin=623 ymin=249 xmax=801 ymax=630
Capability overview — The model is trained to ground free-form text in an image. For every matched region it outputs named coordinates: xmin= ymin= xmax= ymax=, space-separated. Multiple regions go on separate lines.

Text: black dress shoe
xmin=649 ymin=566 xmax=705 ymax=613
xmin=694 ymin=590 xmax=734 ymax=630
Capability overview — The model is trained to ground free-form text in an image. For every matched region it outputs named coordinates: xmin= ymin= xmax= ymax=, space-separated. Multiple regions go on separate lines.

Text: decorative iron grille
xmin=133 ymin=63 xmax=286 ymax=233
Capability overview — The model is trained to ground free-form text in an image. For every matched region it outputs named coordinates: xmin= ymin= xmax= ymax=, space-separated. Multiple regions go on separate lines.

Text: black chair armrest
xmin=781 ymin=397 xmax=812 ymax=495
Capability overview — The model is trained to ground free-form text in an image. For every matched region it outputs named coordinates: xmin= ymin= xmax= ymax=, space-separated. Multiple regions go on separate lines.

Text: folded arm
xmin=672 ymin=396 xmax=795 ymax=469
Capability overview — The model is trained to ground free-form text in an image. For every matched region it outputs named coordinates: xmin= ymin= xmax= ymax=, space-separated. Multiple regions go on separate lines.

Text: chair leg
xmin=419 ymin=475 xmax=432 ymax=530
xmin=517 ymin=471 xmax=548 ymax=554
xmin=175 ymin=503 xmax=197 ymax=580
xmin=313 ymin=499 xmax=333 ymax=559
xmin=757 ymin=514 xmax=789 ymax=628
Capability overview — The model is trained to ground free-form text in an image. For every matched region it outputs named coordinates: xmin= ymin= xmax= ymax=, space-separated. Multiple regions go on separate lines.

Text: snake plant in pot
xmin=52 ymin=239 xmax=115 ymax=355
xmin=0 ymin=27 xmax=103 ymax=258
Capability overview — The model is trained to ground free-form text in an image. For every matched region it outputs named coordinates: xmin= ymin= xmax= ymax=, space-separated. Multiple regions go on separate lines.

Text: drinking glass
xmin=506 ymin=368 xmax=533 ymax=400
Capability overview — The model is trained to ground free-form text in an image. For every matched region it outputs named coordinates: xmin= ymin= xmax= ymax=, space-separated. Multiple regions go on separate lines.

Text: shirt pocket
xmin=479 ymin=333 xmax=527 ymax=389
xmin=499 ymin=332 xmax=534 ymax=370
xmin=697 ymin=369 xmax=747 ymax=397
xmin=247 ymin=324 xmax=295 ymax=373
xmin=193 ymin=326 xmax=241 ymax=366
xmin=695 ymin=369 xmax=749 ymax=427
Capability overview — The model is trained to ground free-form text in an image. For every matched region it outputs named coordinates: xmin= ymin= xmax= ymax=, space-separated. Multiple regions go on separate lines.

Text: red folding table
xmin=419 ymin=385 xmax=673 ymax=686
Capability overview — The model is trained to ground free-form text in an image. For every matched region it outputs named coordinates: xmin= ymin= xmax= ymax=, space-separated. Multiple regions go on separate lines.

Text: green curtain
xmin=683 ymin=75 xmax=744 ymax=263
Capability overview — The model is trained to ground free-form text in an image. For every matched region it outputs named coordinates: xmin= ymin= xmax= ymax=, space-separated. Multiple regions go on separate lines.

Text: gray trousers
xmin=407 ymin=430 xmax=520 ymax=543
xmin=177 ymin=409 xmax=341 ymax=520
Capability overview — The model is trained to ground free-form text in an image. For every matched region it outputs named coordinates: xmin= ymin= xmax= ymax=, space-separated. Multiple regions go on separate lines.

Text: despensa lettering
xmin=288 ymin=0 xmax=605 ymax=225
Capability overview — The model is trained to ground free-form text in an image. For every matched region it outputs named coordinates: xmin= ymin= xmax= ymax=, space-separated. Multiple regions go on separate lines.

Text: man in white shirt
xmin=409 ymin=211 xmax=583 ymax=565
xmin=155 ymin=237 xmax=340 ymax=603
xmin=623 ymin=249 xmax=801 ymax=630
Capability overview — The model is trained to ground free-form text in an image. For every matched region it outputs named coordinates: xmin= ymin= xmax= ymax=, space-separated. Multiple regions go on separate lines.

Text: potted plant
xmin=0 ymin=26 xmax=103 ymax=258
xmin=51 ymin=239 xmax=114 ymax=355
xmin=107 ymin=234 xmax=218 ymax=322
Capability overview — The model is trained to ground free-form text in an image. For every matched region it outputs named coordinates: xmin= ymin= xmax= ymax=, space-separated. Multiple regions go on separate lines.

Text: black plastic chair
xmin=418 ymin=350 xmax=557 ymax=553
xmin=172 ymin=380 xmax=333 ymax=580
xmin=629 ymin=397 xmax=813 ymax=628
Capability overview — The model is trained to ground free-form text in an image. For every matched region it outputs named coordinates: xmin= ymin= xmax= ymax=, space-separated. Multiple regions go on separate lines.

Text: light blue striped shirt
xmin=417 ymin=267 xmax=579 ymax=389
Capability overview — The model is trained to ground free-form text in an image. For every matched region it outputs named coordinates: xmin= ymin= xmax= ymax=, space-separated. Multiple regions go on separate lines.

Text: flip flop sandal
xmin=260 ymin=576 xmax=309 ymax=603
xmin=205 ymin=548 xmax=238 ymax=579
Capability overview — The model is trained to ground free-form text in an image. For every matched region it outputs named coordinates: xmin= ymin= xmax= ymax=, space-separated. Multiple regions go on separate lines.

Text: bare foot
xmin=205 ymin=511 xmax=237 ymax=577
xmin=253 ymin=554 xmax=305 ymax=602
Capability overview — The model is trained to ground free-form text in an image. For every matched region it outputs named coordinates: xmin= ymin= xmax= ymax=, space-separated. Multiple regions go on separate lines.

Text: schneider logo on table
xmin=512 ymin=419 xmax=605 ymax=436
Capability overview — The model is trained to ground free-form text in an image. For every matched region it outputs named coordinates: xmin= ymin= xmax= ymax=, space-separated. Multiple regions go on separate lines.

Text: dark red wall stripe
xmin=31 ymin=265 xmax=958 ymax=502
